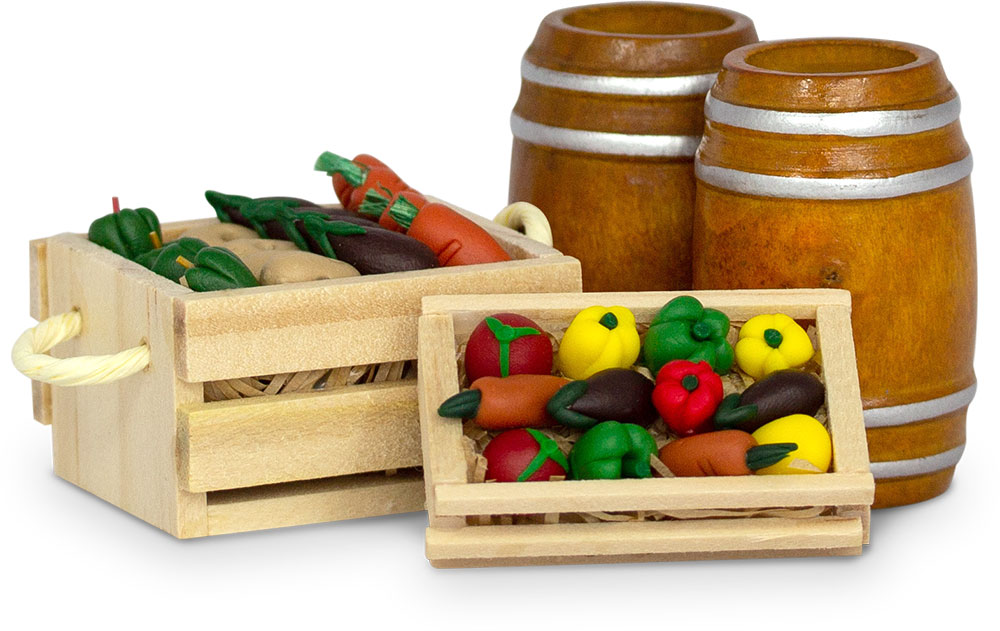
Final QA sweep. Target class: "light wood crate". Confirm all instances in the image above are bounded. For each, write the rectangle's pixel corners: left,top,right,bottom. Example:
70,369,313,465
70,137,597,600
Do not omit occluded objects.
418,290,874,567
26,205,582,538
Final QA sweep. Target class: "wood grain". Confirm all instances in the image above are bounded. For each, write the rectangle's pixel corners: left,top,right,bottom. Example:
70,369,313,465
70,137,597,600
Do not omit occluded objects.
692,38,976,507
179,382,421,492
509,3,757,291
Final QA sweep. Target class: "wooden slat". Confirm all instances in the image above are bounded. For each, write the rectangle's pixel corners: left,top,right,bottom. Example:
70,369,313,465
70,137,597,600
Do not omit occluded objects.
426,517,864,567
417,315,469,528
175,255,581,382
433,473,875,516
44,234,208,538
29,238,52,425
179,382,422,492
817,304,874,476
206,469,425,537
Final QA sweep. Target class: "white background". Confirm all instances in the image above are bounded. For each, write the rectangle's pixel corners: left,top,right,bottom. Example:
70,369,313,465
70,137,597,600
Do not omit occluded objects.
2,1,996,628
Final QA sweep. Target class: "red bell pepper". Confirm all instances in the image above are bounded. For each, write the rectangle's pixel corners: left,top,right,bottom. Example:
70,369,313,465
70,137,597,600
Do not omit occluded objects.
652,360,724,436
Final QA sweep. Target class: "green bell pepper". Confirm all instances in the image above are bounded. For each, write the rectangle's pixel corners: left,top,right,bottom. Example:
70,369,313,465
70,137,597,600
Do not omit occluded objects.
88,207,163,260
182,246,259,292
135,237,209,283
568,421,657,480
642,295,734,376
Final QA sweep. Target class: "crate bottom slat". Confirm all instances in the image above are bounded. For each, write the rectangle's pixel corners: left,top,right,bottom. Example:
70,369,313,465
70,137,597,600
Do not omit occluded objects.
203,468,425,537
426,516,864,568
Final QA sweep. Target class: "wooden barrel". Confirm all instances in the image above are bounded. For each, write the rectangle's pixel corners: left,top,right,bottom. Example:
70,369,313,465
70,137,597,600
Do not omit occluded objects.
509,2,756,291
692,39,976,508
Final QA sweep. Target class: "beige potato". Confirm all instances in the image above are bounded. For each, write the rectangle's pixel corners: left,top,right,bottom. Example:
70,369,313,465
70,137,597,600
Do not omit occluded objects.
180,223,259,246
259,251,360,285
223,238,300,277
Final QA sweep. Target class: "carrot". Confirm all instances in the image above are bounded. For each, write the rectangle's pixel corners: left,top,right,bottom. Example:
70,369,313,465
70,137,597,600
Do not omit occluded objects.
436,374,569,430
658,430,797,477
359,188,427,232
314,151,409,212
389,195,512,266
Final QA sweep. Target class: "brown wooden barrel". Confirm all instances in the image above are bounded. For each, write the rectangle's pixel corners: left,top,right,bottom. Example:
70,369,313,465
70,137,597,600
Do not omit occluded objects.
691,38,976,508
509,2,756,291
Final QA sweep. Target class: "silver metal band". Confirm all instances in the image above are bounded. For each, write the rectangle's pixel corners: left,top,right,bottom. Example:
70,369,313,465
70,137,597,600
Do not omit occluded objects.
870,444,965,479
695,154,973,199
511,113,702,157
864,383,977,428
521,58,717,97
705,94,962,137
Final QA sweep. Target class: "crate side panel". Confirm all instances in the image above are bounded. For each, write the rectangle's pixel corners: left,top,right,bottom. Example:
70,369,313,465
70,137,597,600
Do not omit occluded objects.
433,473,875,516
29,238,52,424
417,315,469,528
205,469,425,536
176,256,581,382
426,517,864,566
45,235,207,537
180,382,422,492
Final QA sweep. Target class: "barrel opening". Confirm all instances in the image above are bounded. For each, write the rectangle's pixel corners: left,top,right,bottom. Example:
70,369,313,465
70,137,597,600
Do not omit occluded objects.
562,4,734,36
745,41,918,74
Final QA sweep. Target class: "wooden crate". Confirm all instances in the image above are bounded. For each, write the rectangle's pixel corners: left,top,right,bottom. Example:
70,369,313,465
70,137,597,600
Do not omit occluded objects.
26,205,581,538
418,290,874,567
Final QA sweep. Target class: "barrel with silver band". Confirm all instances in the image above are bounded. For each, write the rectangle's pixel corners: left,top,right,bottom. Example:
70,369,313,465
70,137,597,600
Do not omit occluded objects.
508,2,756,291
692,38,977,508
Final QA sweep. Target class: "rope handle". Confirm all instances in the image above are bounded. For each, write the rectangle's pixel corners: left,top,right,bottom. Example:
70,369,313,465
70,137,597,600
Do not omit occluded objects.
493,202,553,247
11,311,150,386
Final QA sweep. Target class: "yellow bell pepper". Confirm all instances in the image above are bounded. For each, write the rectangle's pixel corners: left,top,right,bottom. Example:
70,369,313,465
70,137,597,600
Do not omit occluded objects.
735,313,814,379
556,306,640,380
751,414,831,474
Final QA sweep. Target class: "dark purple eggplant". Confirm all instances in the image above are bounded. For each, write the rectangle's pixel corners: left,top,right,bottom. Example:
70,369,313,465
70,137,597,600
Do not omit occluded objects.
205,190,317,229
546,368,657,429
295,214,438,274
714,369,825,432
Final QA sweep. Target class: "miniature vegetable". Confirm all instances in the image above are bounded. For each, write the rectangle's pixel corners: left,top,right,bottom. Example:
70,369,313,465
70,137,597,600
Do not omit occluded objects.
314,151,410,212
204,190,317,229
482,429,568,482
735,314,815,379
556,306,641,380
388,196,512,267
642,295,734,376
179,246,259,292
652,360,724,436
135,237,209,283
751,414,832,474
88,204,162,260
359,188,427,232
464,313,553,382
714,370,826,432
436,374,569,430
568,421,657,480
546,368,657,429
658,430,797,477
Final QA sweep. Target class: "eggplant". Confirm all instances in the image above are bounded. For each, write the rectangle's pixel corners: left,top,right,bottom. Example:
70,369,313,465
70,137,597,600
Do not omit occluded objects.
204,190,317,229
295,215,438,274
546,368,657,429
714,369,825,432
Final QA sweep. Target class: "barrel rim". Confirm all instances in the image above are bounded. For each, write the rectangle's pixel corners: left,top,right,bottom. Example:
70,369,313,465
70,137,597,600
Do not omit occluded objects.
549,2,750,41
712,37,955,112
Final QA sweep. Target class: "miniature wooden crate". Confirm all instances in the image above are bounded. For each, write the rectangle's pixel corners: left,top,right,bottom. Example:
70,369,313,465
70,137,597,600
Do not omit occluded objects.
418,290,874,567
26,204,581,538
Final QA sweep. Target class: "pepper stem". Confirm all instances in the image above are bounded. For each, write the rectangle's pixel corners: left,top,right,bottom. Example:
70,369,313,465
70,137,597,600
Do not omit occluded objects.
764,328,784,349
681,374,700,392
746,443,798,471
387,195,420,230
314,151,367,187
692,321,712,341
598,312,618,330
112,196,120,214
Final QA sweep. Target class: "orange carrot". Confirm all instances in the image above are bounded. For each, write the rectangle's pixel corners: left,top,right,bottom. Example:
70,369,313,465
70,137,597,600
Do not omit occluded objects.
359,188,428,232
658,430,797,477
437,374,569,430
315,151,409,212
389,196,511,266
